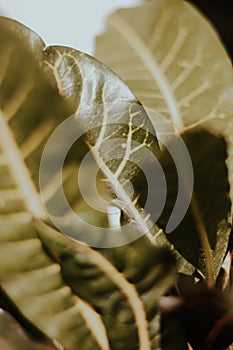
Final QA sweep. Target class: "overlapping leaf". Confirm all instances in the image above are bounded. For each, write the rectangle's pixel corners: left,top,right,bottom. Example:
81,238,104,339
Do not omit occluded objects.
95,0,232,135
37,222,176,350
42,43,194,275
95,0,233,281
0,17,113,350
155,129,231,278
0,17,177,350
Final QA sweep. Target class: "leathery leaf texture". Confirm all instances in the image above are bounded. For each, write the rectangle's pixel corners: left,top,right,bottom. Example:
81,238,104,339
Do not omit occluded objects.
0,16,177,350
96,0,233,281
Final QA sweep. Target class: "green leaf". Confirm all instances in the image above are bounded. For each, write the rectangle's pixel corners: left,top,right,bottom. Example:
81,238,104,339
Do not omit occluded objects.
0,17,114,350
95,0,233,282
37,39,183,348
95,0,232,133
155,129,231,278
0,16,177,350
42,44,195,274
36,221,176,350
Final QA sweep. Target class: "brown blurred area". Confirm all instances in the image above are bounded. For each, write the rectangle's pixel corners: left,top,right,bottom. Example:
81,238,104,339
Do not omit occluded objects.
0,309,60,350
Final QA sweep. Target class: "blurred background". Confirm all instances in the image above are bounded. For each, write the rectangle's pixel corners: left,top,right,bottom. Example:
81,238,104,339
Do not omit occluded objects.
0,0,231,57
189,0,232,59
0,0,232,349
0,0,140,54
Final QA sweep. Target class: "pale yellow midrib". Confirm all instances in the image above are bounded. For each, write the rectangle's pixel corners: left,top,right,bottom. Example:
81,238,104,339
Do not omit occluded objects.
92,147,155,240
36,221,126,350
0,111,45,218
85,246,150,350
108,13,184,132
76,142,152,348
77,299,110,350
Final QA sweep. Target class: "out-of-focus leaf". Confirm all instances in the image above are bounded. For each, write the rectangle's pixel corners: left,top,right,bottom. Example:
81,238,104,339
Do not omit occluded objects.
0,16,178,350
0,17,114,350
37,222,177,350
161,312,188,350
95,0,233,199
42,44,195,273
142,129,231,277
95,0,233,282
96,0,232,136
0,309,58,350
188,0,233,59
159,286,233,350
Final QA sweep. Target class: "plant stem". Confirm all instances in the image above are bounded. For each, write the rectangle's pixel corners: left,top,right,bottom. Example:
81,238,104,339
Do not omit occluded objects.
191,194,215,288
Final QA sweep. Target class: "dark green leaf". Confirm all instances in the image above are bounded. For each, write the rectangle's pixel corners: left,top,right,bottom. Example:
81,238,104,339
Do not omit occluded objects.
0,16,178,350
156,129,231,278
37,224,176,350
95,0,233,282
